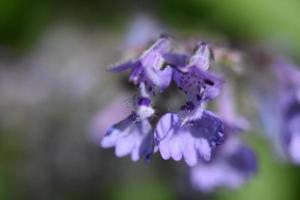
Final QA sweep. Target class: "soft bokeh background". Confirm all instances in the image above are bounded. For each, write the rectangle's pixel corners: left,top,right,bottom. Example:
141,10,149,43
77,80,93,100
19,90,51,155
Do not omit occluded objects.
1,0,300,199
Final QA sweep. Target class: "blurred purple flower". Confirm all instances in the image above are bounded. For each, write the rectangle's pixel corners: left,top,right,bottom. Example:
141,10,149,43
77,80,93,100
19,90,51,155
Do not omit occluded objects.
273,58,300,164
191,137,257,192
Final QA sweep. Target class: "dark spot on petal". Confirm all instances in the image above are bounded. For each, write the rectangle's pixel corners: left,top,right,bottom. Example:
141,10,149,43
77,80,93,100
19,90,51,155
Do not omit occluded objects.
196,94,202,101
204,78,214,86
186,101,195,111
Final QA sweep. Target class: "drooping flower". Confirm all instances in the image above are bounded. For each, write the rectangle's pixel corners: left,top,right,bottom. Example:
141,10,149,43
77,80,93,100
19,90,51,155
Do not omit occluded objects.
101,83,155,161
154,42,225,166
108,35,173,94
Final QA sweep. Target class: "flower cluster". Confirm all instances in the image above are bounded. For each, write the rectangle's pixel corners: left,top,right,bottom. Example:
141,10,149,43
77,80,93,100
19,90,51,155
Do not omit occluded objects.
100,35,258,191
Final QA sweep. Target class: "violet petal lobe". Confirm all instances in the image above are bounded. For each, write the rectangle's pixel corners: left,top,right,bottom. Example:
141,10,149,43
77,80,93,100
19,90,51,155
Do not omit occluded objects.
154,111,224,166
101,113,153,161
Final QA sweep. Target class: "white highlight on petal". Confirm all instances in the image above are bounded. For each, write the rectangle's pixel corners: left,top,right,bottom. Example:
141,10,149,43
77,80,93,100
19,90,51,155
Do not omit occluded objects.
136,106,154,119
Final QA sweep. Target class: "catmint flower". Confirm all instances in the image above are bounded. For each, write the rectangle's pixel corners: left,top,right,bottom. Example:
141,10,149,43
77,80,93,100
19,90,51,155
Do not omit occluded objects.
108,35,173,94
190,137,257,192
101,83,155,161
154,42,225,166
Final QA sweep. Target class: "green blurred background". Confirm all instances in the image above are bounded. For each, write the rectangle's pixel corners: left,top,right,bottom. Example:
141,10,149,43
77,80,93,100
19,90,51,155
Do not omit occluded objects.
0,0,300,199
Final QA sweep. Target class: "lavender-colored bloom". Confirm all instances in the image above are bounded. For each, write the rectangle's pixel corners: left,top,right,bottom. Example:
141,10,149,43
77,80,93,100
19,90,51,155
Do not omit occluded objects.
270,58,300,164
101,113,153,161
277,66,300,163
191,137,257,192
285,114,300,163
101,83,156,161
154,42,225,166
154,110,224,166
108,36,172,93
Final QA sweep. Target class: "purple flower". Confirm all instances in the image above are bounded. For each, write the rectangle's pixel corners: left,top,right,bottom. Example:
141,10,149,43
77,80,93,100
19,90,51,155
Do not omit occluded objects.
267,58,300,164
154,42,225,166
101,112,153,161
190,137,257,192
154,110,224,166
275,60,300,163
108,35,173,93
101,83,156,161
